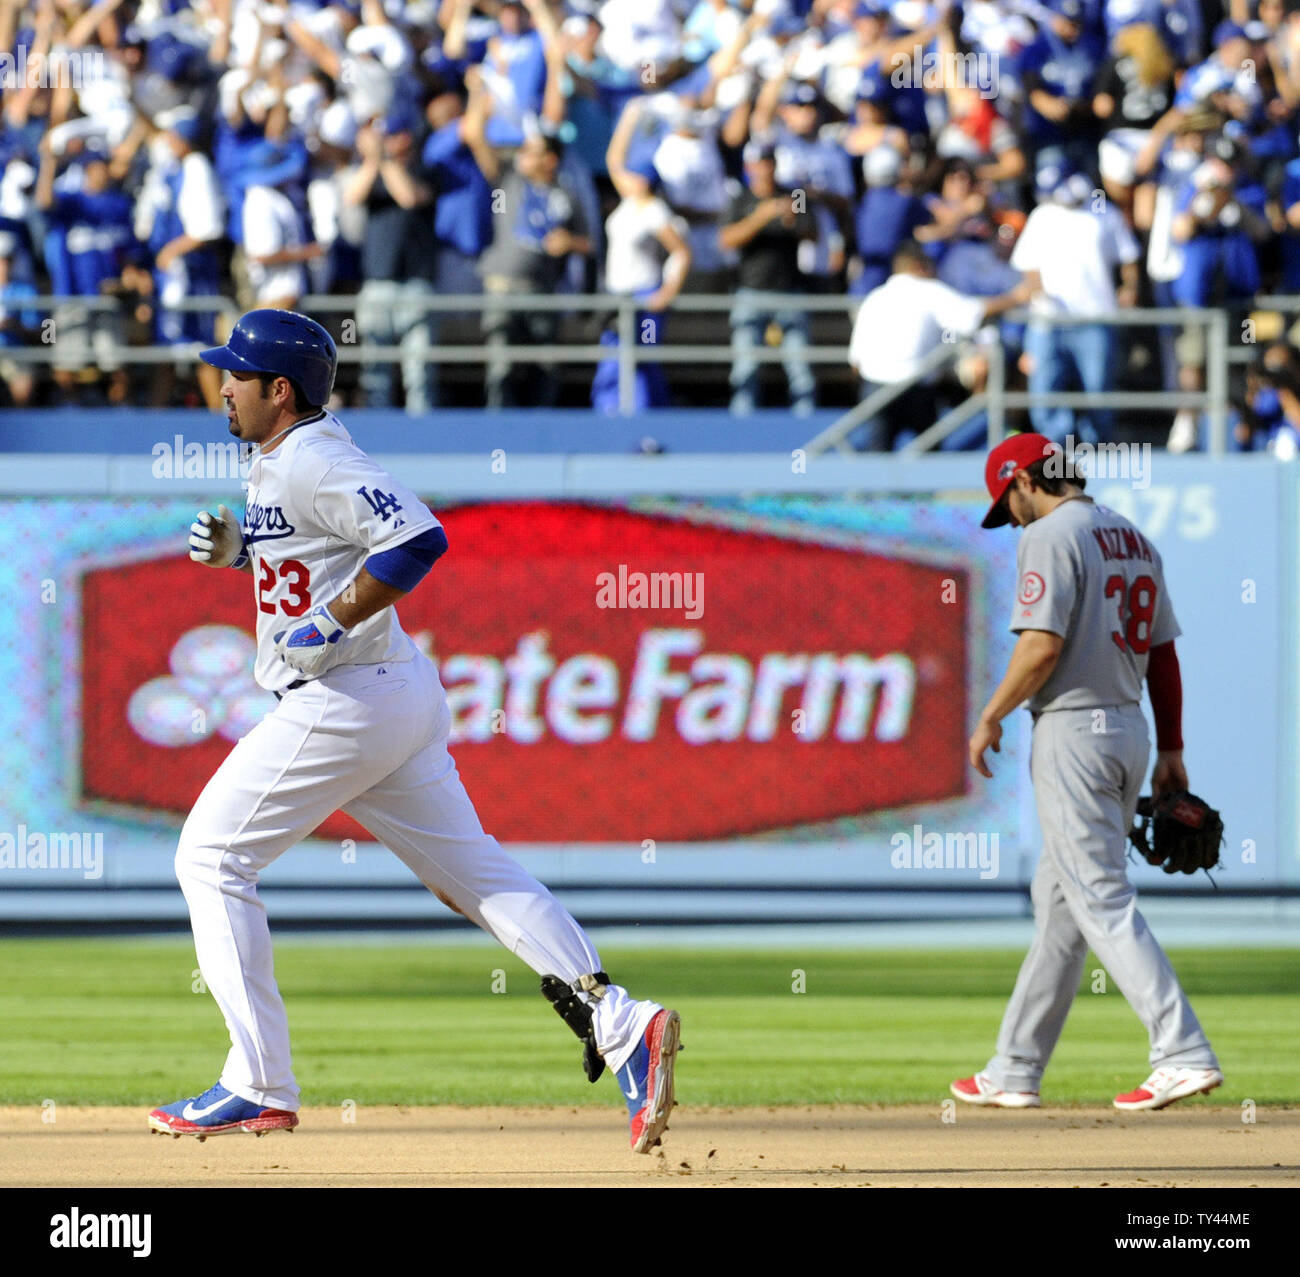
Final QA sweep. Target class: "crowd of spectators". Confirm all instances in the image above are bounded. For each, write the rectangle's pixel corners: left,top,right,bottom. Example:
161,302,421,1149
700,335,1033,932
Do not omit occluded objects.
2,0,1300,450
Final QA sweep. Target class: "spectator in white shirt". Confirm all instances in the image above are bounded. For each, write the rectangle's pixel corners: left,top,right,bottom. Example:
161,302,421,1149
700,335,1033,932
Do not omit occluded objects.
1011,167,1140,443
240,143,322,311
594,99,693,411
650,100,732,279
683,0,744,61
597,0,685,78
137,110,226,408
848,241,1031,449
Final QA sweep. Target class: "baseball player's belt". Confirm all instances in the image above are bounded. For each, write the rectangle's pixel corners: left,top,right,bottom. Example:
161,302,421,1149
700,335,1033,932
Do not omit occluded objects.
272,679,310,701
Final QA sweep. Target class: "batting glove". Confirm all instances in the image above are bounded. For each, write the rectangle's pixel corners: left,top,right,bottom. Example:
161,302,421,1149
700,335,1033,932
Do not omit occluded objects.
272,603,348,677
189,504,248,569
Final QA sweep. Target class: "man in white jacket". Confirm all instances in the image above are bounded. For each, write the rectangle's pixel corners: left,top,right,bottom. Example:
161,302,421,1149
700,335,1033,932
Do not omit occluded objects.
849,241,1031,449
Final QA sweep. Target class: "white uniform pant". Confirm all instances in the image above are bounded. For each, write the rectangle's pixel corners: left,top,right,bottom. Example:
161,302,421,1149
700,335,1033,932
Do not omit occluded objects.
985,704,1218,1093
176,652,656,1110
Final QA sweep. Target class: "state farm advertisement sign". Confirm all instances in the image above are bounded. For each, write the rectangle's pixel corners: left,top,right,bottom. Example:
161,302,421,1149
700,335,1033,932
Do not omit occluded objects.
80,502,969,841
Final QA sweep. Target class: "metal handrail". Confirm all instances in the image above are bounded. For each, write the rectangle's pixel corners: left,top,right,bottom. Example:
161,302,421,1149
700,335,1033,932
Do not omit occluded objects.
814,306,1235,456
1227,294,1300,365
7,291,863,314
2,296,1246,437
804,342,963,456
0,343,856,365
3,290,858,415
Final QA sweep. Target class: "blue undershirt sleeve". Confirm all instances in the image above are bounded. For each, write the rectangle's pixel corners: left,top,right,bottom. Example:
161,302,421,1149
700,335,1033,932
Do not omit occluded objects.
363,526,448,592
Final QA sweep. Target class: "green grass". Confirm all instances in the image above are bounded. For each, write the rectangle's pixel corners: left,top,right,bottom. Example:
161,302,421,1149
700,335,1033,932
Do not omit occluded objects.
1,941,1295,1107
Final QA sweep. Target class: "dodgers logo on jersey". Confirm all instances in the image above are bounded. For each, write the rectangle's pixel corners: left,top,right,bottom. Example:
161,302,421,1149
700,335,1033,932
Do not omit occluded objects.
357,485,404,527
244,497,297,545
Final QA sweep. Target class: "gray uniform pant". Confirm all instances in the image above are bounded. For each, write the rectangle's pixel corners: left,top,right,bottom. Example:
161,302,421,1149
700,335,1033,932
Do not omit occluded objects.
985,704,1218,1092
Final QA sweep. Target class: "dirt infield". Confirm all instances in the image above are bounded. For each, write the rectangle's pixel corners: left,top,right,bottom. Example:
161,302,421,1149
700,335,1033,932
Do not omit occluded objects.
2,1105,1296,1187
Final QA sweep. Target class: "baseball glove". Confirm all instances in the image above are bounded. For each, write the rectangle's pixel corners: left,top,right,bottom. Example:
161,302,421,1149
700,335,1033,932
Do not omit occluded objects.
1128,790,1224,877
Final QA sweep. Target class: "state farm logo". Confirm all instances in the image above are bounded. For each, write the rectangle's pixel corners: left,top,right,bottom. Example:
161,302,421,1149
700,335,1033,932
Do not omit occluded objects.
441,628,913,745
77,501,971,841
128,626,274,746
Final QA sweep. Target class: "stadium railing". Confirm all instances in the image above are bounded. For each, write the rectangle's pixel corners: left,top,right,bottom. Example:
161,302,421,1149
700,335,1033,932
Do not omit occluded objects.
1,291,857,415
2,295,1248,449
807,307,1234,456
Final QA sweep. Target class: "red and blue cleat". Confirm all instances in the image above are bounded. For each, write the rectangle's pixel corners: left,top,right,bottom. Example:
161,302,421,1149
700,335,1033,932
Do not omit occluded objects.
616,1008,681,1153
148,1082,298,1141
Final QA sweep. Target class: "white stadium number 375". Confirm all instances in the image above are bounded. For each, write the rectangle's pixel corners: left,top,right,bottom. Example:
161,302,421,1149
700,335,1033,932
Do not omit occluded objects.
1096,484,1217,540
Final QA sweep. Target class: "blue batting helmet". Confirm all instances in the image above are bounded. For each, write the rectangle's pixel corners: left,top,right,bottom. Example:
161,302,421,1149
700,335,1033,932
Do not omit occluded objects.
200,309,336,407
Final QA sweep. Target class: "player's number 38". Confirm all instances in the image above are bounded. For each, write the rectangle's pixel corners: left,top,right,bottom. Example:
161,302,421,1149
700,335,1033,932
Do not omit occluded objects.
1105,573,1156,654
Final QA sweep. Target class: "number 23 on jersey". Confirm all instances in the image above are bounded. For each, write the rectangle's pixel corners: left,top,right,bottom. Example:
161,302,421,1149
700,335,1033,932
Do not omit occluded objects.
258,558,312,616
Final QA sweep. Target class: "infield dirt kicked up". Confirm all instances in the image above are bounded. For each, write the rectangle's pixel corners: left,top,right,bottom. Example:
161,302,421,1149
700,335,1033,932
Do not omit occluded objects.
3,1104,1296,1188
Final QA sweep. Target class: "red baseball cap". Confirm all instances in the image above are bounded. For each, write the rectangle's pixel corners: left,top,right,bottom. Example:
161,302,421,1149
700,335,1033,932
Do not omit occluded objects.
981,432,1061,528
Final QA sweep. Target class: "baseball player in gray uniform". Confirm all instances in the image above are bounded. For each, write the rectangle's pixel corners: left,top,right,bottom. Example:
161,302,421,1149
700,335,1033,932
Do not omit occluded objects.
952,432,1222,1111
147,310,680,1151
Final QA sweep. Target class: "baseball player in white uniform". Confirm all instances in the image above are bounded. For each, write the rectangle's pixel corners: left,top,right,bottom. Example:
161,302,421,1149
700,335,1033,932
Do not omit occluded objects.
147,310,680,1151
952,432,1223,1111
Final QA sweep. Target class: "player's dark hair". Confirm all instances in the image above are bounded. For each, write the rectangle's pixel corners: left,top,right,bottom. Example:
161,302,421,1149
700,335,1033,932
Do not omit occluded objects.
940,157,975,185
255,371,317,413
1023,456,1087,495
309,68,336,98
892,240,934,274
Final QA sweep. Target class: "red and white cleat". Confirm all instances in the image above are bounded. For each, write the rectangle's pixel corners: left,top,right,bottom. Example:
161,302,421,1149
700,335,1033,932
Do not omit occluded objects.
950,1073,1042,1108
1113,1066,1223,1112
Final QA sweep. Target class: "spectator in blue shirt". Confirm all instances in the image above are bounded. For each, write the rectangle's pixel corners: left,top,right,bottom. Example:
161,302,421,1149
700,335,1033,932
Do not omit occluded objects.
0,226,40,407
423,80,495,279
851,145,931,295
554,13,637,177
1237,342,1300,455
914,158,989,269
840,73,910,181
35,135,138,405
1017,0,1107,173
1168,142,1269,309
1277,149,1300,290
1174,23,1264,125
492,0,549,117
1103,0,1200,63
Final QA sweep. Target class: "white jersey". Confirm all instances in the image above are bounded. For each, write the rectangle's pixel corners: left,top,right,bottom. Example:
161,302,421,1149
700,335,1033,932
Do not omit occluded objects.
240,410,442,691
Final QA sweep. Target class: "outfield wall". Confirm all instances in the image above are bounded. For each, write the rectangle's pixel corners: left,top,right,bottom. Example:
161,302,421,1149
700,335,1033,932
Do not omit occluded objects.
0,447,1293,930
